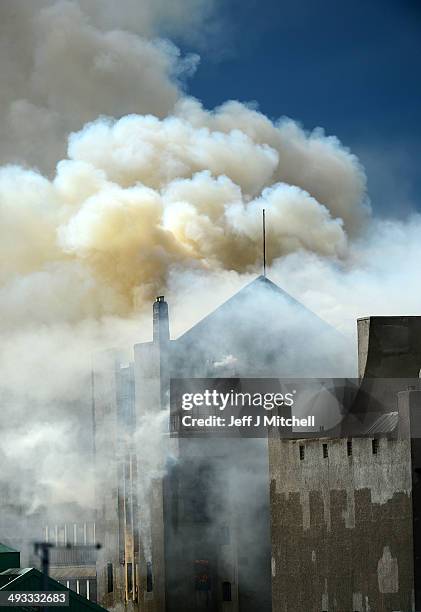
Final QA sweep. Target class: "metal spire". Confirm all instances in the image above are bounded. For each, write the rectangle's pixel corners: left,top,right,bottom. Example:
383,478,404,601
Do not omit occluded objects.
263,208,266,277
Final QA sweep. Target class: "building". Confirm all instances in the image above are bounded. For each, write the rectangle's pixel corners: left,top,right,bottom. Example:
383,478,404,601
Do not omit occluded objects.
43,520,98,602
0,544,20,574
0,543,106,612
92,275,421,611
1,275,419,611
92,275,350,612
269,316,421,611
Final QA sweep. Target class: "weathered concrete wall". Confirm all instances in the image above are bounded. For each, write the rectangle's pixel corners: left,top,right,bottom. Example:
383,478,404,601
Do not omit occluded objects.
358,316,421,378
269,436,414,612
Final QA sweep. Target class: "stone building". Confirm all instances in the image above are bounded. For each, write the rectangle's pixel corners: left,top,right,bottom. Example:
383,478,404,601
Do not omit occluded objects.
269,316,421,611
42,519,98,602
92,275,349,612
92,276,421,612
0,542,108,612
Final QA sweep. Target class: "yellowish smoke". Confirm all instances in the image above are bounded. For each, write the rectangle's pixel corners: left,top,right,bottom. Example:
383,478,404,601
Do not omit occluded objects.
0,100,369,328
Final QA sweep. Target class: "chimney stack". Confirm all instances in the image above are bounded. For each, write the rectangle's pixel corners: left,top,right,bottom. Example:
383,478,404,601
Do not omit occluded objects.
153,296,170,345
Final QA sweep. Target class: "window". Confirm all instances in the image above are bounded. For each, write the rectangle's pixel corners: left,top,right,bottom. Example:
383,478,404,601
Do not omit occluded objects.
372,438,379,455
194,560,210,592
347,439,352,456
299,445,305,460
146,561,153,593
127,562,133,593
323,443,328,459
222,581,232,602
107,563,113,593
90,580,97,603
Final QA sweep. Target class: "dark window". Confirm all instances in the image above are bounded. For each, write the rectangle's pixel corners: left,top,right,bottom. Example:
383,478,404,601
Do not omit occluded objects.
90,580,97,603
299,445,305,460
107,563,113,593
323,443,328,458
372,438,379,455
146,561,153,592
127,562,133,593
347,439,352,456
222,581,232,602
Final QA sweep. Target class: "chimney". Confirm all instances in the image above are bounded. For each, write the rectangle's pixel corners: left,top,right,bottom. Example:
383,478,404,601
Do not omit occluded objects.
153,296,170,345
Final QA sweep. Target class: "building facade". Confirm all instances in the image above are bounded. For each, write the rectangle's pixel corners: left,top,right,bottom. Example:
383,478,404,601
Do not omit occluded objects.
92,277,421,612
92,276,349,612
269,316,421,611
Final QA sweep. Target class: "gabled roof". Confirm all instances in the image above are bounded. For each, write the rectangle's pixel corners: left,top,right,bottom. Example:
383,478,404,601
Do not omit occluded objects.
177,275,333,343
171,275,348,378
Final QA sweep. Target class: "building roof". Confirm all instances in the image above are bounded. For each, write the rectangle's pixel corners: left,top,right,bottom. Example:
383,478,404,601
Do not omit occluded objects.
177,275,332,342
172,275,349,377
0,543,18,554
363,411,399,435
0,567,107,612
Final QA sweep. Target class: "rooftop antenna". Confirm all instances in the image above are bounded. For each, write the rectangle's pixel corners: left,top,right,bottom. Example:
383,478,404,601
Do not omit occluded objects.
262,208,266,277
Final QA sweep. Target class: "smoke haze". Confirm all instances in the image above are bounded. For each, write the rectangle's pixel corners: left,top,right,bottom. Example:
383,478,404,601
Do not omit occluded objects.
0,0,420,560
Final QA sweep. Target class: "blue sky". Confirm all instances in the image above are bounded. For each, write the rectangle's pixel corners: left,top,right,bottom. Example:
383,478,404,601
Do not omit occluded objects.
175,0,421,217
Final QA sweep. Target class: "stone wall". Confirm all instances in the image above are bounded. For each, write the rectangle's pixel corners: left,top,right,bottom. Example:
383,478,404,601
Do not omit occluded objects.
269,435,414,612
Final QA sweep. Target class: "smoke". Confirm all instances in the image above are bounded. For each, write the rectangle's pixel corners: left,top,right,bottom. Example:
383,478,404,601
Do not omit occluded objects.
0,0,420,579
0,2,371,336
0,102,369,332
0,0,202,172
0,91,413,534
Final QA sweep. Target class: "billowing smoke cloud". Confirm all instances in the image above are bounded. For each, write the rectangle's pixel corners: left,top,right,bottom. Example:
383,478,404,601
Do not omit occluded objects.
0,0,369,334
0,100,369,331
0,0,202,172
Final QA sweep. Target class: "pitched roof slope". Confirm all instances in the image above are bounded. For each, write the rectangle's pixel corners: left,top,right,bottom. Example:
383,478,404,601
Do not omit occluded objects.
172,275,349,378
177,275,334,343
